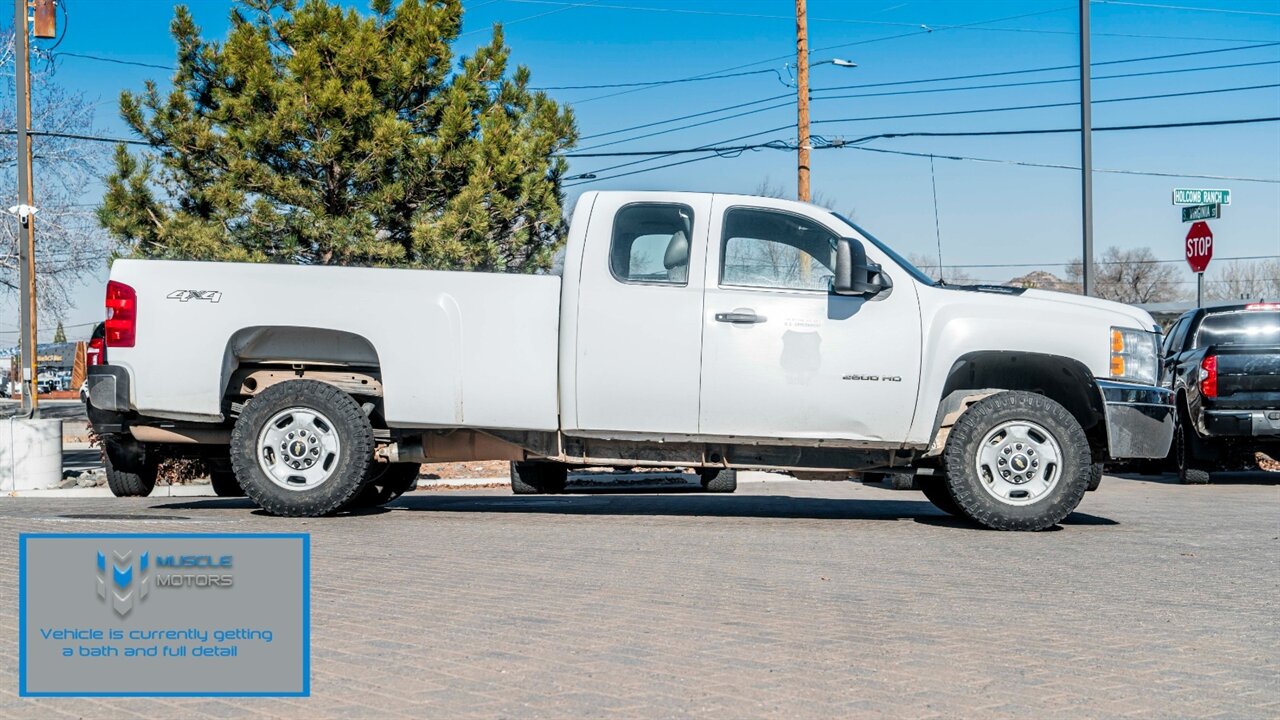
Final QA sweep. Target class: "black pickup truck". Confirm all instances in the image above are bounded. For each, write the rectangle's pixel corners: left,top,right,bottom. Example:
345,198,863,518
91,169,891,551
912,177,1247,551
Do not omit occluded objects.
1160,302,1280,483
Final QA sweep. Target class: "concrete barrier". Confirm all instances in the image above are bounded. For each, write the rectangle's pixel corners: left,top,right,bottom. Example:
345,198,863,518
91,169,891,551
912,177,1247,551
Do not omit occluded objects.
0,418,64,492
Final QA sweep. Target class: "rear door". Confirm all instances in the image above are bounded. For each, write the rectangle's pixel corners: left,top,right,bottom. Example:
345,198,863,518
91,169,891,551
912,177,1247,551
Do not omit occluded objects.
572,193,712,435
696,196,923,442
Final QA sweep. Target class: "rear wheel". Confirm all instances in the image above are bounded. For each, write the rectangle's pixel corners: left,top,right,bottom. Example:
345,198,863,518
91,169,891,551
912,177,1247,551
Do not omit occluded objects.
943,391,1091,531
1086,462,1104,492
105,456,157,498
1174,422,1211,485
209,470,245,497
344,463,420,510
230,380,374,517
510,461,568,495
697,467,737,493
919,476,966,518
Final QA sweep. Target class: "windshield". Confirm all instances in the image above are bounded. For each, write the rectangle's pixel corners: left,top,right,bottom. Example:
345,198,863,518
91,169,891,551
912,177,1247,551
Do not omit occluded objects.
1196,310,1280,347
830,212,937,287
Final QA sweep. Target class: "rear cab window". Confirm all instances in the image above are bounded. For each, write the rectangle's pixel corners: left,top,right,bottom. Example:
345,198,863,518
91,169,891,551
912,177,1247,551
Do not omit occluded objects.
1195,310,1280,347
609,203,695,286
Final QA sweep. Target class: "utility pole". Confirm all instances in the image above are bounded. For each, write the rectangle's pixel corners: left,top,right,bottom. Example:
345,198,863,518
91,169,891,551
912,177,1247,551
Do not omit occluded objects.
1079,0,1094,297
795,0,811,204
13,0,39,416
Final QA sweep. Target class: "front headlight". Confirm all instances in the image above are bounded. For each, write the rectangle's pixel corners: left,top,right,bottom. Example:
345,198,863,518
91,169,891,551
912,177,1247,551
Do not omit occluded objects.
1109,326,1158,385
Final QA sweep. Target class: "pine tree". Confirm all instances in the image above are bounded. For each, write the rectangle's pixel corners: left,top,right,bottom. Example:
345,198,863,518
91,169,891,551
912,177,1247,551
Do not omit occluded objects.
52,320,66,344
98,0,577,272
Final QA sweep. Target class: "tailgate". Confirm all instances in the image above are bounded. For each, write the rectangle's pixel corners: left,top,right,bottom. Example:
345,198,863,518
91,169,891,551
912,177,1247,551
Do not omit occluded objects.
1208,344,1280,408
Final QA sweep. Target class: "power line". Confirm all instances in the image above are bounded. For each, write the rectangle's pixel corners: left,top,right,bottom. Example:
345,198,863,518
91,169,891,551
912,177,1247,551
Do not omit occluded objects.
569,5,1078,104
849,145,1280,184
564,116,1280,184
1093,0,1280,17
575,59,1280,152
812,82,1280,127
577,40,1280,145
532,68,781,91
459,0,605,37
55,51,173,71
935,254,1278,269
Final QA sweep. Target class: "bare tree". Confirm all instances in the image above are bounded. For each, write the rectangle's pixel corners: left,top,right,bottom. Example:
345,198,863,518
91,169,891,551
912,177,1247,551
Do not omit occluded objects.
753,175,839,212
1066,246,1182,304
906,252,978,285
0,32,111,323
1206,258,1280,301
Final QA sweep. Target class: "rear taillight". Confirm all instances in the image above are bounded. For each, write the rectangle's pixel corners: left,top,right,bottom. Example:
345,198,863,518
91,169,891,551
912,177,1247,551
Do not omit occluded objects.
87,336,106,365
105,280,137,348
1199,354,1217,399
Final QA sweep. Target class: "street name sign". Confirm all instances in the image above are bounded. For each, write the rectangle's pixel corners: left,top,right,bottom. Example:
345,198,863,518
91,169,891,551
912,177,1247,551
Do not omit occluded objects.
1173,188,1231,206
1181,203,1220,223
1185,221,1213,274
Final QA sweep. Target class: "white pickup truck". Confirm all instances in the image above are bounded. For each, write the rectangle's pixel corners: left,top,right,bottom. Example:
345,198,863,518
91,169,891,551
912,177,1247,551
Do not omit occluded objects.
86,191,1174,530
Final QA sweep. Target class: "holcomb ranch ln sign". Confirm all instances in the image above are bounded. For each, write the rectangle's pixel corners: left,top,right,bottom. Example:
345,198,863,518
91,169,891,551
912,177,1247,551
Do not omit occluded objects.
1172,188,1231,206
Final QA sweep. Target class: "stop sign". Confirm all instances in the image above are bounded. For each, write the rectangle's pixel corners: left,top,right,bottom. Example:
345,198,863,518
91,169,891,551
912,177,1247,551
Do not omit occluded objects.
1185,221,1213,273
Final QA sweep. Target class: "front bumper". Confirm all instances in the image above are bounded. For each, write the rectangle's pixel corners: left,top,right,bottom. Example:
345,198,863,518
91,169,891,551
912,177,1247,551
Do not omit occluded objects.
1097,380,1174,459
1202,408,1280,437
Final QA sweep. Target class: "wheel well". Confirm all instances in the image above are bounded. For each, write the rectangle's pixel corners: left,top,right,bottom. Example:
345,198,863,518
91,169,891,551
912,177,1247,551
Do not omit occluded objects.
220,326,383,405
931,351,1107,456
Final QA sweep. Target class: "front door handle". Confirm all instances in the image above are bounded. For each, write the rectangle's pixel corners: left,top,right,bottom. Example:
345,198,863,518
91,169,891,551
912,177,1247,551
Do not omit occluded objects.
715,310,767,324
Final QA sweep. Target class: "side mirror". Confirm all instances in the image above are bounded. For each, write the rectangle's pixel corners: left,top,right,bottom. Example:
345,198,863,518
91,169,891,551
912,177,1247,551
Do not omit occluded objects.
833,237,891,297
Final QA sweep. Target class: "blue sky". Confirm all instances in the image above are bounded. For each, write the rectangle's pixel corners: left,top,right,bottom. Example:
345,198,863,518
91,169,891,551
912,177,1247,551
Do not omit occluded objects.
10,0,1280,337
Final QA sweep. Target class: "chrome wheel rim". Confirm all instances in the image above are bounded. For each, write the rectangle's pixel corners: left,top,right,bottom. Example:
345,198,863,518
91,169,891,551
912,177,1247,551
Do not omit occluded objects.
256,407,342,491
974,420,1062,506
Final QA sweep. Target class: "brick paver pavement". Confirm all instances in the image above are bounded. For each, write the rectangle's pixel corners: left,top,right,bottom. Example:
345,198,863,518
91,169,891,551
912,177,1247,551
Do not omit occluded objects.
0,473,1275,719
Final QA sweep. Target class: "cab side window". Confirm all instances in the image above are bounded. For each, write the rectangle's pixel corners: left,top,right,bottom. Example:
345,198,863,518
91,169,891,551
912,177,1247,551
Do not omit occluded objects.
720,208,837,292
1162,316,1191,356
609,203,695,285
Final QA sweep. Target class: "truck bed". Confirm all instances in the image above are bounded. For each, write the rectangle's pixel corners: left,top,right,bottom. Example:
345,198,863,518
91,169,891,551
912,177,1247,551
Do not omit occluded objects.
107,259,562,430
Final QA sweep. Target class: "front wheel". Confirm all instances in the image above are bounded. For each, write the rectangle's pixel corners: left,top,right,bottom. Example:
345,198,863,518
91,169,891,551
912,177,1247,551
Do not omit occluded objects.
229,380,374,517
943,391,1091,531
697,467,737,493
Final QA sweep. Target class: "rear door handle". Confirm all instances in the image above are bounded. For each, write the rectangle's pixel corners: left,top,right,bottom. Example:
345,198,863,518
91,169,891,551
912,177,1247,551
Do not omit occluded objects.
715,310,767,324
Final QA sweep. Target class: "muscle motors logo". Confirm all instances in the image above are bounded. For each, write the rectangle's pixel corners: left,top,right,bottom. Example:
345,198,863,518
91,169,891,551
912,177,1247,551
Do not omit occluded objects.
96,551,150,617
95,550,234,617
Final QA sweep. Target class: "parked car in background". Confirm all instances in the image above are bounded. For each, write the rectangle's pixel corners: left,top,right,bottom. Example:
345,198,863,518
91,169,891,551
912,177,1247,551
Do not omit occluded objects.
1160,302,1280,483
85,191,1174,530
80,323,106,404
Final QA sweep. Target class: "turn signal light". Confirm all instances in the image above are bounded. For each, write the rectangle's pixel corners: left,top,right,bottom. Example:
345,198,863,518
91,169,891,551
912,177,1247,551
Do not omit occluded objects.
105,280,137,348
1110,328,1125,353
1199,355,1218,399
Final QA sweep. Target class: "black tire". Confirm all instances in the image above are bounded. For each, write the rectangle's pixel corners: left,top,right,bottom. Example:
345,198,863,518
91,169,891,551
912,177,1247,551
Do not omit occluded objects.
209,470,245,497
1174,422,1211,485
1086,462,1104,492
943,391,1091,531
229,380,374,517
344,463,420,510
510,461,568,495
105,455,157,498
698,467,737,493
918,476,967,518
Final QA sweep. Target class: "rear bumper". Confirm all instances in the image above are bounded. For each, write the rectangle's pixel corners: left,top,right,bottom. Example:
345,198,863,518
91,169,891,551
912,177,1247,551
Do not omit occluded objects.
85,365,132,434
1202,408,1280,437
1097,380,1174,459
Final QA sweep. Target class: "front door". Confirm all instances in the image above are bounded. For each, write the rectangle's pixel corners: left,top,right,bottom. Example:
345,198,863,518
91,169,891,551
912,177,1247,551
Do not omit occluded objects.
573,193,711,435
697,197,922,443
